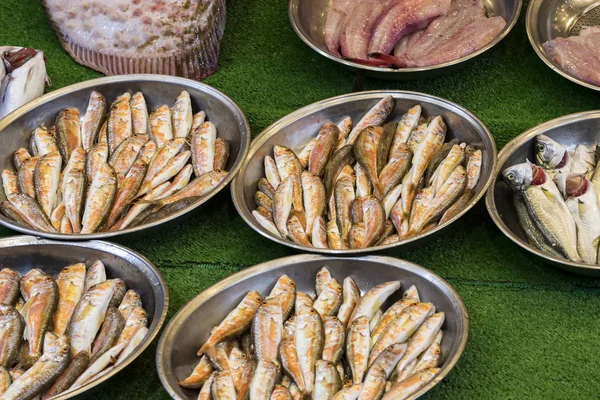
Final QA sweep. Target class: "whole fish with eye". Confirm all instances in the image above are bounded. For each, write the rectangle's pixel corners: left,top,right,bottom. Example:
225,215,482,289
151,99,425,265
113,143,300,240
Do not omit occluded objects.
503,161,580,262
564,174,600,264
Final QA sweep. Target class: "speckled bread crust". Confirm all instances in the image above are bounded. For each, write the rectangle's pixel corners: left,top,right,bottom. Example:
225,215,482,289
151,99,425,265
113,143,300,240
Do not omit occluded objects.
40,0,226,80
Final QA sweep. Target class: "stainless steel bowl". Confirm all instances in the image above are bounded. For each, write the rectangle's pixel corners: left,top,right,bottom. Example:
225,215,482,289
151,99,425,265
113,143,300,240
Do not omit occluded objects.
289,0,522,80
485,110,600,276
0,74,250,240
0,235,169,399
156,254,469,400
231,90,497,254
526,0,600,90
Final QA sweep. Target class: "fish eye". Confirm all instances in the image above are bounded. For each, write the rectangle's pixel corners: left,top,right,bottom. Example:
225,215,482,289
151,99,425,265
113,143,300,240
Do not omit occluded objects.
537,143,545,150
507,173,515,181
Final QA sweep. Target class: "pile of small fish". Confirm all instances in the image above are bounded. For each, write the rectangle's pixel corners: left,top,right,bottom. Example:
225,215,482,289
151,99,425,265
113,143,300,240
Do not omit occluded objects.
0,260,148,400
180,267,445,400
0,47,47,120
545,26,600,87
502,134,600,264
0,89,229,234
324,0,506,68
251,96,482,249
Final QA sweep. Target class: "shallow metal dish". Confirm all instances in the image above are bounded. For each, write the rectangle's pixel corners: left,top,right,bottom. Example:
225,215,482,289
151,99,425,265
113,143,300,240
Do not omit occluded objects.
0,74,250,240
485,111,600,276
0,235,168,399
231,90,496,254
526,0,600,91
289,0,522,80
156,254,468,400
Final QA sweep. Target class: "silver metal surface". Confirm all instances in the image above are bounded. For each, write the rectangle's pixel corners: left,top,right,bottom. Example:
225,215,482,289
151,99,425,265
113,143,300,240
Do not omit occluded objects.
526,0,600,91
0,74,251,240
289,0,522,80
156,254,469,400
485,111,600,276
231,90,497,255
0,235,169,399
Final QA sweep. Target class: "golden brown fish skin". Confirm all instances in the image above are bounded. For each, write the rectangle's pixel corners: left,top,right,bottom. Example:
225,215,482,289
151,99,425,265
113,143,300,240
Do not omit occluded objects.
17,156,39,199
274,145,304,212
105,159,148,229
191,111,206,133
257,178,275,200
264,155,281,190
89,307,125,365
20,269,47,301
0,201,32,228
279,336,306,395
56,108,82,163
370,298,418,345
151,170,228,208
337,277,360,329
32,127,59,157
1,335,70,400
211,370,237,400
408,166,466,236
97,121,108,144
394,312,445,376
198,372,215,400
369,342,407,380
424,139,459,185
178,355,213,389
206,342,231,372
52,263,86,337
84,260,106,293
268,275,296,320
227,346,247,394
354,163,371,199
348,281,401,328
85,142,109,184
322,316,345,364
63,168,86,233
107,93,133,154
301,172,327,238
0,270,20,307
407,186,435,234
0,306,24,368
128,92,148,137
287,215,312,247
324,145,356,199
313,360,342,400
375,221,395,247
271,385,292,400
273,176,294,238
346,316,370,384
354,126,385,200
376,122,398,174
334,176,355,246
360,196,385,248
41,351,90,400
252,296,283,363
34,151,62,218
24,276,59,367
0,367,10,394
309,122,339,177
249,359,279,400
326,220,346,250
81,163,117,234
295,308,324,395
237,358,256,400
383,368,440,400
347,96,395,145
81,91,107,150
295,292,314,316
198,291,263,356
312,216,329,248
13,148,31,170
60,146,86,195
1,170,19,197
391,105,422,157
191,121,216,177
255,191,274,212
336,116,353,150
314,279,343,318
213,138,230,171
256,206,274,222
315,267,333,297
298,137,317,169
117,289,142,322
172,91,193,138
108,135,147,181
148,105,173,149
401,117,446,229
357,364,386,400
380,144,413,196
431,143,465,194
414,331,442,373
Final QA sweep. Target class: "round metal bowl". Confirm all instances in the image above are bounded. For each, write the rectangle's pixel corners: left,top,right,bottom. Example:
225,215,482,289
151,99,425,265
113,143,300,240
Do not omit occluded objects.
526,0,600,91
0,74,250,240
231,90,497,255
485,111,600,276
0,235,169,399
156,254,469,400
288,0,522,80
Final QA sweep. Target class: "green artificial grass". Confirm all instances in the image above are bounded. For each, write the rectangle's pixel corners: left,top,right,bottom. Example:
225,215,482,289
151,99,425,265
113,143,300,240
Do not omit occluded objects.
1,0,600,398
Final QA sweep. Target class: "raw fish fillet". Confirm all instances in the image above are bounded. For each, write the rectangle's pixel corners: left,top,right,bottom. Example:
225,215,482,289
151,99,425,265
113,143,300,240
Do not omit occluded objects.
367,0,452,56
405,3,485,59
570,26,600,59
42,0,226,80
394,31,424,57
545,37,600,86
325,0,357,56
341,0,386,59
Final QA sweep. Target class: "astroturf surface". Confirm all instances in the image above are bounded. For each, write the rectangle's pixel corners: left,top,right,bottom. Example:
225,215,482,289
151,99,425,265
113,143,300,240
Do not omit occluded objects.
2,0,600,398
